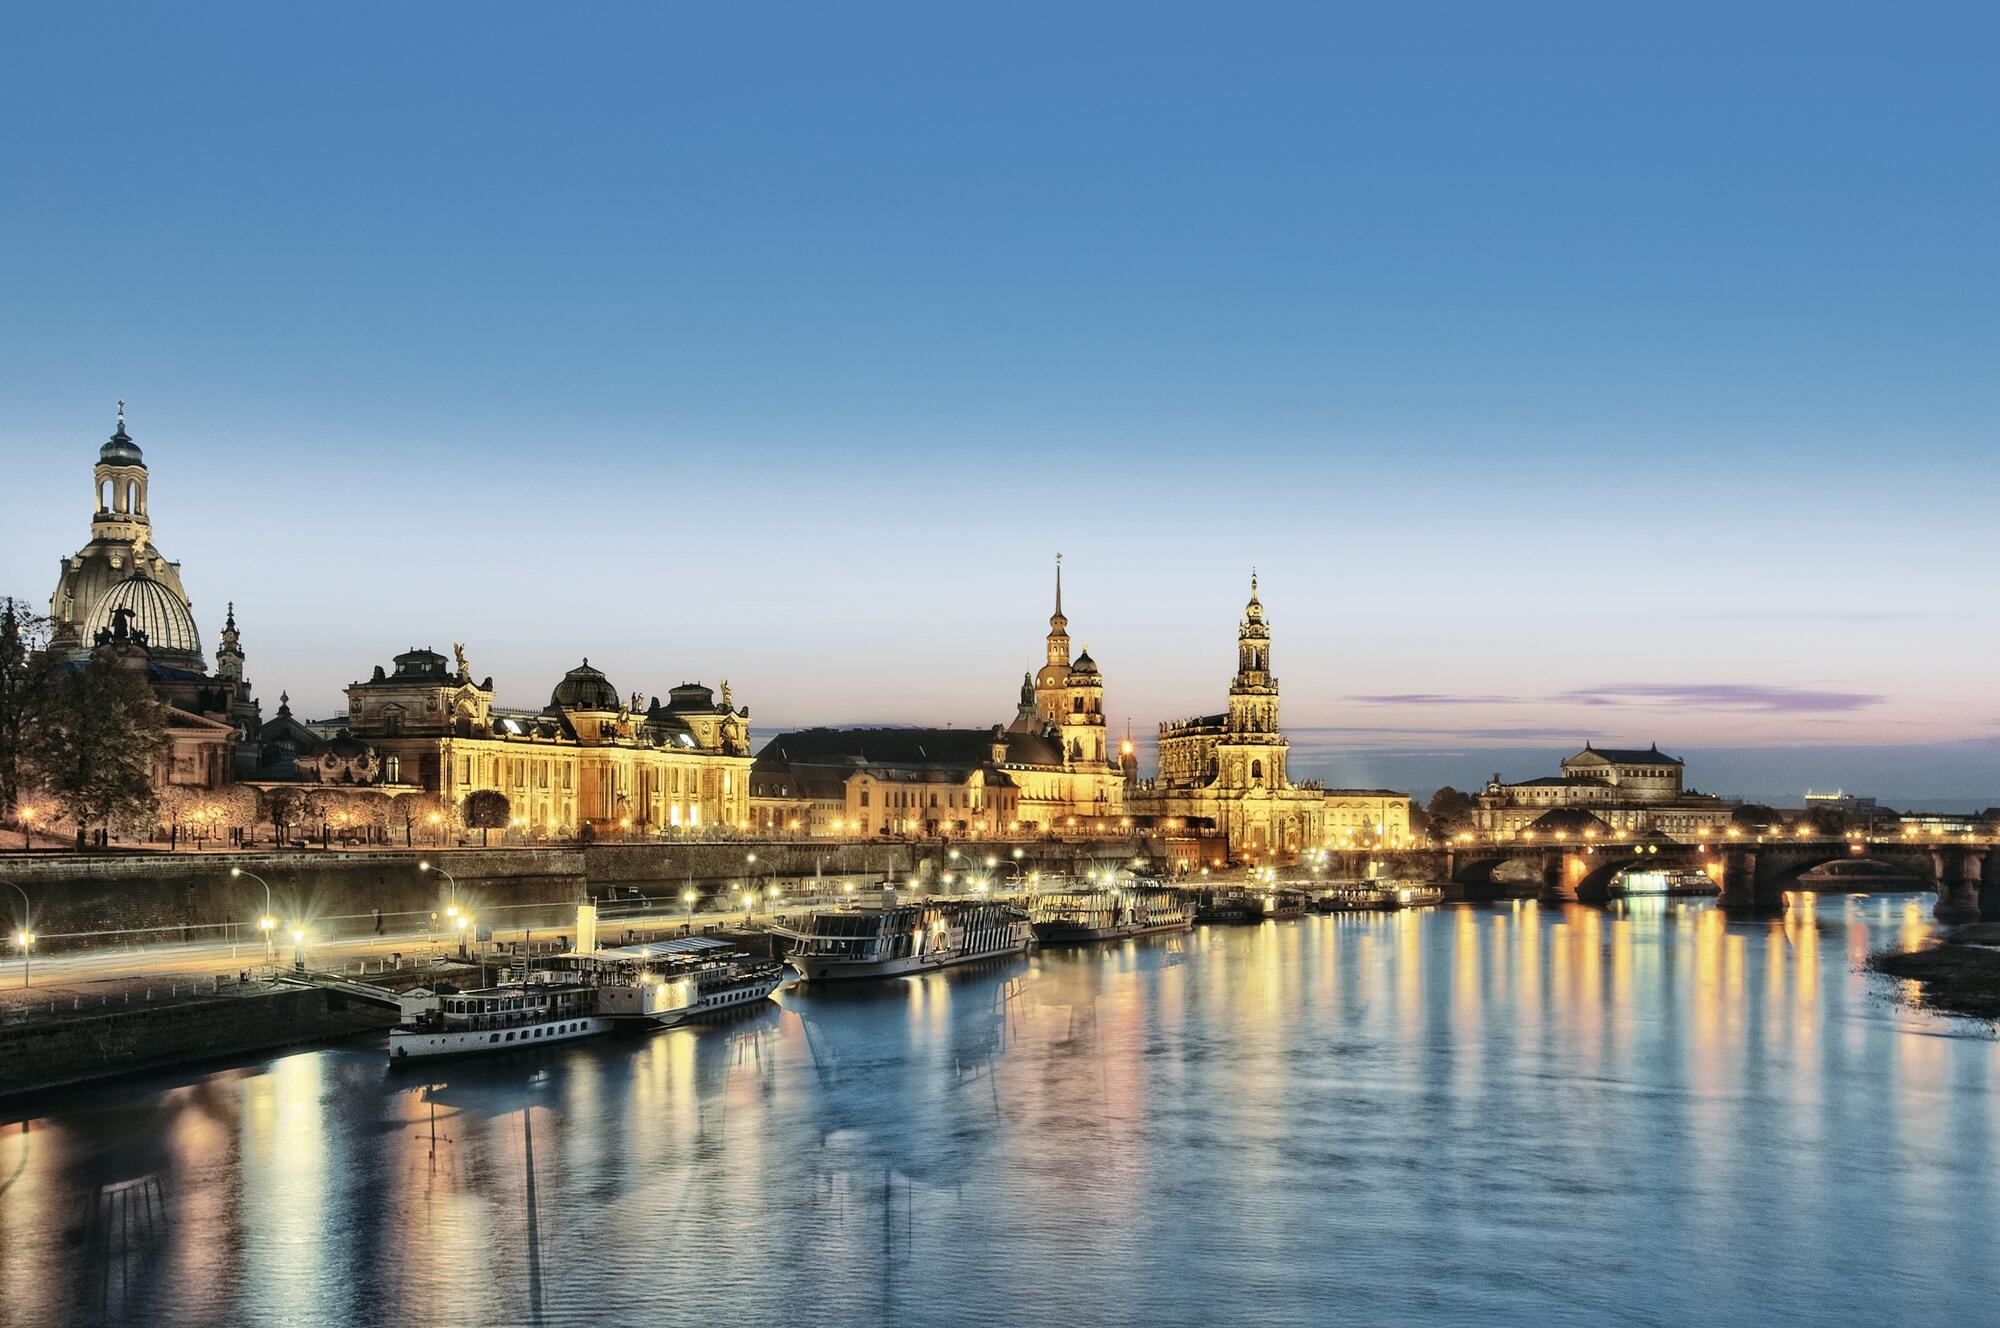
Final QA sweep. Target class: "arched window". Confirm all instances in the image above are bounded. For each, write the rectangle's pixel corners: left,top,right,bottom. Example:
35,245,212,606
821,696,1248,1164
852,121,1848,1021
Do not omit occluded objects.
1251,760,1263,781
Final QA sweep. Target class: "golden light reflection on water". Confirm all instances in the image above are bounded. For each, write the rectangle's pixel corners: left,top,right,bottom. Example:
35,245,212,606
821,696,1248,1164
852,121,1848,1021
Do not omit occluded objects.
5,897,1999,1328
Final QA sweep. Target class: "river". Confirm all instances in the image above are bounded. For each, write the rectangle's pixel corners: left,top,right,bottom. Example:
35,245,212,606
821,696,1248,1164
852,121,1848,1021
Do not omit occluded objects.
1,895,1994,1327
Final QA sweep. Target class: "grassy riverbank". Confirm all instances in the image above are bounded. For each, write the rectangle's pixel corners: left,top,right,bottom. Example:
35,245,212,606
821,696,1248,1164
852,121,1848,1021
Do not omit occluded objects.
1872,926,2000,1019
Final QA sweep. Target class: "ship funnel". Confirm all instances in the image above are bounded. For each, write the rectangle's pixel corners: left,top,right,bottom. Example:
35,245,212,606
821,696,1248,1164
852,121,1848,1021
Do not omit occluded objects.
576,903,598,956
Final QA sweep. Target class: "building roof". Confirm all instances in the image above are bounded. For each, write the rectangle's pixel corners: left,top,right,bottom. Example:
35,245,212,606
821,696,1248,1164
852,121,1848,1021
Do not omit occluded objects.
88,570,204,670
99,416,144,467
1570,743,1682,766
1528,808,1615,834
550,659,620,712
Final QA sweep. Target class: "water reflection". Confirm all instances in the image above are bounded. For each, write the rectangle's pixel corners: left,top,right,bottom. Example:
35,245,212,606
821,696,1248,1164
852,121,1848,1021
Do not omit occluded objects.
3,897,1996,1327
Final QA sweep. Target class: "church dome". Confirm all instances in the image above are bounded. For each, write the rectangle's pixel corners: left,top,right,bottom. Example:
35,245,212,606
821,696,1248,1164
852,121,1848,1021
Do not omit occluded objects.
87,570,204,669
550,659,620,711
99,420,144,468
1070,648,1100,678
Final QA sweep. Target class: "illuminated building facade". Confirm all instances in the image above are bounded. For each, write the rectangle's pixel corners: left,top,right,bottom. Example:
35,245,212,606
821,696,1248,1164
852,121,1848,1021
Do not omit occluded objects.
320,649,754,834
749,561,1125,837
1472,744,1732,841
1322,790,1413,846
1129,575,1327,860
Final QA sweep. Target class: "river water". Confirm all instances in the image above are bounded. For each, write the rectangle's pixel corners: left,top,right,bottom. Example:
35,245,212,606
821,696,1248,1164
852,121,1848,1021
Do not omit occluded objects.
2,895,1995,1328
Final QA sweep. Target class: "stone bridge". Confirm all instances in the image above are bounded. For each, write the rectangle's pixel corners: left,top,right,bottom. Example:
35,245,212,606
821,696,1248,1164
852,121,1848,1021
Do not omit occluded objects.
1338,838,1991,921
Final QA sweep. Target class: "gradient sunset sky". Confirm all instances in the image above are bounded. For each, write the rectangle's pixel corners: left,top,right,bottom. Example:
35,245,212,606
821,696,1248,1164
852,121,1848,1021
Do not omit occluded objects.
3,4,1995,802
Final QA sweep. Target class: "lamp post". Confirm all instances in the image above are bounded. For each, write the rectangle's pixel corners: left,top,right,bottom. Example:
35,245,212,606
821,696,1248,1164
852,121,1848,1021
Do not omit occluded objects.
683,888,698,928
18,805,35,851
419,860,460,908
232,867,278,962
291,927,306,972
7,882,32,988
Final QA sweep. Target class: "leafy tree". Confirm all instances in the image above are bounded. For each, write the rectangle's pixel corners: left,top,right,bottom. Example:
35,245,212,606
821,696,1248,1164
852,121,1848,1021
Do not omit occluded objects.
1425,786,1476,839
1730,803,1783,831
0,598,54,823
1804,806,1849,836
1405,799,1430,840
261,786,314,846
20,655,166,848
157,784,212,848
463,789,510,846
393,790,453,847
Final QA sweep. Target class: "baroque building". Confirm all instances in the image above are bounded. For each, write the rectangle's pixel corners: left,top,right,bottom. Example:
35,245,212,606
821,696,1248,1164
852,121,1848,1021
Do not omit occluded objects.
1129,575,1326,860
1471,744,1734,842
749,560,1125,837
44,407,261,787
307,648,755,835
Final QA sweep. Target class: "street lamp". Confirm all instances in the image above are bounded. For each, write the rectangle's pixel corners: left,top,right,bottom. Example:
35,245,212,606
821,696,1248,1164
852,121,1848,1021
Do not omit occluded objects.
232,867,277,961
18,804,35,851
419,860,460,910
683,888,698,926
455,914,470,958
742,890,755,922
291,927,306,970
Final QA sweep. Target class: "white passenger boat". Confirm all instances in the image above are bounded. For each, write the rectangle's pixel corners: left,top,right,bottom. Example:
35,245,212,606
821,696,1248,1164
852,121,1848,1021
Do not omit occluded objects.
1030,883,1192,943
389,967,686,1062
390,908,786,1062
788,896,1033,982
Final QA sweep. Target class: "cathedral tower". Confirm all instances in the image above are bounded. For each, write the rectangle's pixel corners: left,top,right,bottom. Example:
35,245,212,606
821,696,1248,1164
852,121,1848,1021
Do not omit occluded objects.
1216,571,1287,789
1033,555,1072,726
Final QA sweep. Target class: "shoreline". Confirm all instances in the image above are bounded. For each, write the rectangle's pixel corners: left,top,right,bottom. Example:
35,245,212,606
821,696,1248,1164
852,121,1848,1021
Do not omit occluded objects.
1870,924,2000,1021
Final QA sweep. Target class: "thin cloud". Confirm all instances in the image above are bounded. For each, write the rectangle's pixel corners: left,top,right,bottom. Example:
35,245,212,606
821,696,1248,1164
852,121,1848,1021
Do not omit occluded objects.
1348,693,1517,706
1556,683,1883,714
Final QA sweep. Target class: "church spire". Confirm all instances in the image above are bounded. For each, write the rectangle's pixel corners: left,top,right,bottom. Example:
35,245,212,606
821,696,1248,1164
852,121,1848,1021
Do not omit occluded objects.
1051,552,1066,629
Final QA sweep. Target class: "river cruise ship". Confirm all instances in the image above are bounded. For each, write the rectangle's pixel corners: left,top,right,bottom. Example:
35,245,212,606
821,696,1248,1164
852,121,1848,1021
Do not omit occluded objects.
390,933,783,1062
1313,883,1445,912
1192,887,1308,924
1030,884,1193,944
788,896,1033,982
1611,868,1720,898
593,940,788,1018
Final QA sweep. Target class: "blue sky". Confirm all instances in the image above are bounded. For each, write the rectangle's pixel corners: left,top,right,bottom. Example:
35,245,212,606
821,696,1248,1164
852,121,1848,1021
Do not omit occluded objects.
2,3,1995,804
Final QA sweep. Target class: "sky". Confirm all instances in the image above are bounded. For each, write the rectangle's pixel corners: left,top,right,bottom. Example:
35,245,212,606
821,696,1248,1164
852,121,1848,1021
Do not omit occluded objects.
2,3,1995,806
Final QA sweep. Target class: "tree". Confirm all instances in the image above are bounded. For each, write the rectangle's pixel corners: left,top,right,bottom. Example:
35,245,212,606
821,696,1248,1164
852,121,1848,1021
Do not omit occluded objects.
0,598,54,823
1406,798,1430,840
1425,786,1476,840
157,784,211,848
393,790,452,847
261,786,314,846
1804,806,1849,836
463,789,510,846
20,655,166,848
1730,803,1783,832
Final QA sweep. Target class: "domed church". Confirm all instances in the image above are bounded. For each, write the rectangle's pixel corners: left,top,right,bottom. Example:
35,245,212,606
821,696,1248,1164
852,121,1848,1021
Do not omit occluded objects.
45,407,261,785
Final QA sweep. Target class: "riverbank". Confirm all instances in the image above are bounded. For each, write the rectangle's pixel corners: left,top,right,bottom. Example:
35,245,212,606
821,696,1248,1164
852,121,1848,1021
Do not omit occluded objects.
1871,925,2000,1019
0,973,417,1106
